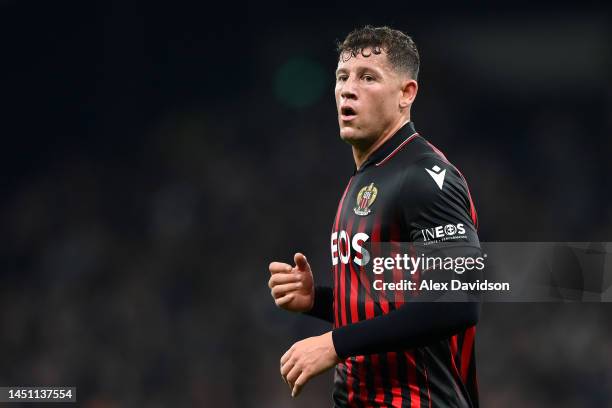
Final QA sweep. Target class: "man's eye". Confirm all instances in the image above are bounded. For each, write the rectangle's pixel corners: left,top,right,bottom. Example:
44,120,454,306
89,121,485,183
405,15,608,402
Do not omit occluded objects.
337,75,348,82
362,75,374,82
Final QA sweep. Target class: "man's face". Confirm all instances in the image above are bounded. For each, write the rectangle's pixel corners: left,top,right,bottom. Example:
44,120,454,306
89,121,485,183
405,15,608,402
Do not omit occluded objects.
335,48,406,147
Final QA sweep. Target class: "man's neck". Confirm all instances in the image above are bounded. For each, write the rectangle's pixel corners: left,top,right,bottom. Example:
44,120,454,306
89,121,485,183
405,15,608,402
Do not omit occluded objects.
352,118,410,170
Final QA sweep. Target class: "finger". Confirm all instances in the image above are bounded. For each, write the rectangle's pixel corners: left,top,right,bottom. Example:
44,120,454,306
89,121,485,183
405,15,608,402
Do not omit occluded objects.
292,371,310,398
269,262,293,275
280,357,294,378
280,347,294,366
285,363,302,387
280,359,294,385
275,294,294,307
271,282,302,298
268,273,300,289
294,253,309,272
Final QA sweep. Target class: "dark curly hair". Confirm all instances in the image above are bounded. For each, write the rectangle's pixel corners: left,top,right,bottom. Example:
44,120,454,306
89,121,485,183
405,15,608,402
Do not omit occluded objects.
337,25,420,80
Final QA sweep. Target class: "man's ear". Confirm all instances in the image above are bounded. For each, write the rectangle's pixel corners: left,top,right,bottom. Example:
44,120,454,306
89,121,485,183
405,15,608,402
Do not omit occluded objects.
399,79,418,109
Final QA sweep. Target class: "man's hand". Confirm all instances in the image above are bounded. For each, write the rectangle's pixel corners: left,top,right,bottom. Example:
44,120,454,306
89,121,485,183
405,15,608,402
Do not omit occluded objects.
280,331,340,398
268,253,314,312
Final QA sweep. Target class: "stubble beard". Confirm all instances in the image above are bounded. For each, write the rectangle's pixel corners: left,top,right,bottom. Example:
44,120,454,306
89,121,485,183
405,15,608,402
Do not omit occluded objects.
339,125,377,151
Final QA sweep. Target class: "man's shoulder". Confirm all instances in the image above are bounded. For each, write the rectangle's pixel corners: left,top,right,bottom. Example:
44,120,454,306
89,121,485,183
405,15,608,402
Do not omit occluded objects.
397,135,458,177
394,136,469,200
393,135,448,167
393,135,479,231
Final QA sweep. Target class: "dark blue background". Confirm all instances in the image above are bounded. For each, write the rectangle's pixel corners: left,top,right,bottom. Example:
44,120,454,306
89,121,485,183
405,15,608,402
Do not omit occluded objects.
1,1,610,406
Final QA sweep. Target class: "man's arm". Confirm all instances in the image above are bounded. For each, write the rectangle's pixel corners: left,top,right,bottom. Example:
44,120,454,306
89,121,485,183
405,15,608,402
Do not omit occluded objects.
303,286,334,323
332,291,480,359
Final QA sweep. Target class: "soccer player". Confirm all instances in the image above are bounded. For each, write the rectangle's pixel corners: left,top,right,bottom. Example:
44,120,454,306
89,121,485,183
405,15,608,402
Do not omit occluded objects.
268,26,481,407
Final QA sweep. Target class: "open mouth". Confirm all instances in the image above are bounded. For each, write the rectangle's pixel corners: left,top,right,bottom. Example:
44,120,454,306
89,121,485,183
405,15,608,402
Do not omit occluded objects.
340,106,357,120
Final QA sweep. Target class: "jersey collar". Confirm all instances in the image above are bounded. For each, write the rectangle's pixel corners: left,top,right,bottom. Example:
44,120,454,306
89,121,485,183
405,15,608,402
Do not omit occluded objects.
355,121,419,173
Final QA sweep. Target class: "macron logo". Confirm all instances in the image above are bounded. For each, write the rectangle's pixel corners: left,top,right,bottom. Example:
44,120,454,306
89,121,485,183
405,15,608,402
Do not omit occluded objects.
425,165,446,190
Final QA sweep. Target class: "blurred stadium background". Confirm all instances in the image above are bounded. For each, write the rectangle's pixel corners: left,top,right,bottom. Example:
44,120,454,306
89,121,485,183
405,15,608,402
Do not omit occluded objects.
1,1,611,407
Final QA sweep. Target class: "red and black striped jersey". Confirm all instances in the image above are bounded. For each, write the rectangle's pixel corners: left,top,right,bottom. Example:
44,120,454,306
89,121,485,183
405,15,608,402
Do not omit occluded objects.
328,121,480,408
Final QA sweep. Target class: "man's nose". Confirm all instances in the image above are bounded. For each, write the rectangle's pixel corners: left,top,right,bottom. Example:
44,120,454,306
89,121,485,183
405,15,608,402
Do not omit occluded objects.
340,78,357,100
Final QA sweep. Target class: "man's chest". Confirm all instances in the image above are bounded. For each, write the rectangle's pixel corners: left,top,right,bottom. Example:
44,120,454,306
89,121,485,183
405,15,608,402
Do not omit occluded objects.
330,172,405,267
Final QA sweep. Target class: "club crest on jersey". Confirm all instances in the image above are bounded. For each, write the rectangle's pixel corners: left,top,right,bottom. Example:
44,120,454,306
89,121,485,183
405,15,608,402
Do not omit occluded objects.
353,183,378,216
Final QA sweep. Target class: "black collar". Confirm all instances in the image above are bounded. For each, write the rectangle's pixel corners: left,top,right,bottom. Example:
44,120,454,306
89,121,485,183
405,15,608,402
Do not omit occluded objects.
355,121,418,173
